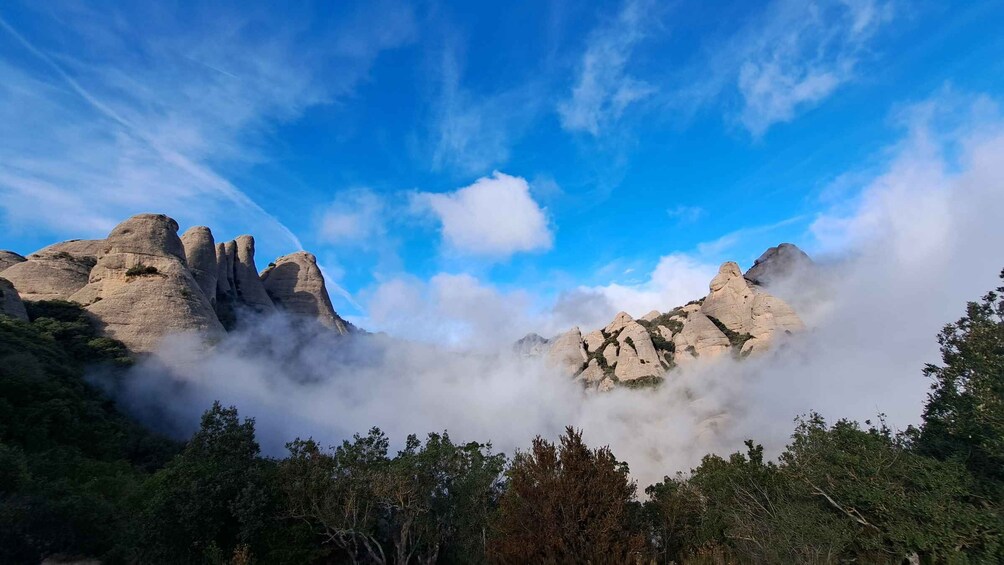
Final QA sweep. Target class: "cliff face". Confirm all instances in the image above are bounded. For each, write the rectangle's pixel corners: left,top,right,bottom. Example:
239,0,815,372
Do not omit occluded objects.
261,251,350,334
0,213,353,354
522,247,812,391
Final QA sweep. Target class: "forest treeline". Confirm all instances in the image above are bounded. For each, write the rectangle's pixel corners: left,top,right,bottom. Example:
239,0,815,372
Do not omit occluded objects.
1,272,1002,564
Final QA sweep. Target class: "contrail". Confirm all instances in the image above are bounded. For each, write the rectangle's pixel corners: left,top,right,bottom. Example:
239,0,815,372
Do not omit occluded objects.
0,13,303,250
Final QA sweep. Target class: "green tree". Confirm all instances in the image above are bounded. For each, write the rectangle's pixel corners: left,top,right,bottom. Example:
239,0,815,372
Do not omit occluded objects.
919,269,1004,493
140,402,271,563
489,427,646,564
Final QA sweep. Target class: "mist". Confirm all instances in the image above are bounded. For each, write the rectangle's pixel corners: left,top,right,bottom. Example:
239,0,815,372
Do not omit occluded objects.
113,96,1004,487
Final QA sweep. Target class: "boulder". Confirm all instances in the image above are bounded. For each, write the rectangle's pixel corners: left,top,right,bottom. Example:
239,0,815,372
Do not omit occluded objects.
613,320,664,381
0,277,28,321
69,214,225,353
260,251,347,333
180,227,219,307
0,251,26,272
744,243,813,287
0,240,104,301
545,327,586,374
672,311,730,364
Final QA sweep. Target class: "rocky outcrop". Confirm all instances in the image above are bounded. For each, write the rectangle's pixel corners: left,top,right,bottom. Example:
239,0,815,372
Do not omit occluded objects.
514,333,549,358
604,311,634,334
260,251,348,333
546,327,587,374
0,240,104,301
744,243,812,287
0,277,28,321
701,261,803,351
672,311,730,365
518,246,809,391
181,227,219,307
69,214,224,353
211,235,275,328
217,235,275,317
0,251,25,272
613,320,662,381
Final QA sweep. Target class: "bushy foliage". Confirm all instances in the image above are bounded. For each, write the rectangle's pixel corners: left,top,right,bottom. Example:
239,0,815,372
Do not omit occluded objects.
489,427,646,563
0,301,176,563
125,264,159,277
2,274,1004,563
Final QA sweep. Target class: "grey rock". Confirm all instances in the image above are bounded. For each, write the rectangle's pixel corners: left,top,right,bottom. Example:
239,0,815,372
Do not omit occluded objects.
0,277,29,321
260,251,347,333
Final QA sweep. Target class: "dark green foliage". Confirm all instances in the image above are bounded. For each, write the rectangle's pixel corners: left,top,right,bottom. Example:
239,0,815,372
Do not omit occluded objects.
125,264,159,277
2,272,1003,564
0,302,176,563
622,375,665,389
919,269,1004,495
281,428,505,564
623,335,635,352
139,402,275,563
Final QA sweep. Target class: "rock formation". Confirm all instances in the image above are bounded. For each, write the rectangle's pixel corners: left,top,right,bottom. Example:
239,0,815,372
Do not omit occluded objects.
701,261,803,351
672,311,730,365
546,327,587,374
514,333,549,357
180,227,219,308
0,277,28,321
69,214,225,353
0,240,104,301
0,251,26,272
260,251,348,333
212,235,275,320
744,243,813,287
1,212,357,353
612,320,663,382
520,248,807,391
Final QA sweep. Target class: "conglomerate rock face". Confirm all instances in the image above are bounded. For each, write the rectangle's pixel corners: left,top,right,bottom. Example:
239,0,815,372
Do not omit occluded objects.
69,214,225,353
260,251,349,334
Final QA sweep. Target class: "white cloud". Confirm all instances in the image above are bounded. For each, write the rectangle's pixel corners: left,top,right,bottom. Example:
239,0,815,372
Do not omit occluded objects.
557,0,657,135
413,171,553,258
361,273,542,350
317,188,387,247
562,253,718,325
0,3,415,253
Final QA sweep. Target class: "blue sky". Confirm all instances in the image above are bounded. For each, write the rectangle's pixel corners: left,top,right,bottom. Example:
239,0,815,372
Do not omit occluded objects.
1,0,1003,342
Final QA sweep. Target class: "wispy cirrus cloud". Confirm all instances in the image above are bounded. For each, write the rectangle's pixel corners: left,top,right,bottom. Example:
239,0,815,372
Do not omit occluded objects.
676,0,894,137
0,1,415,251
557,0,658,136
428,43,543,176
